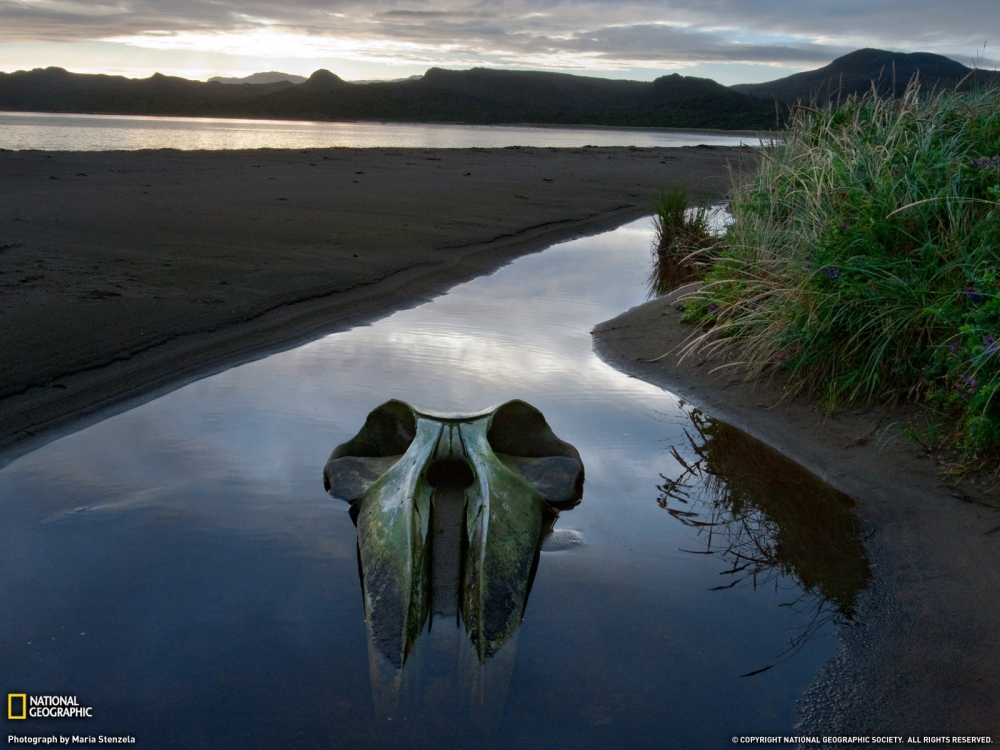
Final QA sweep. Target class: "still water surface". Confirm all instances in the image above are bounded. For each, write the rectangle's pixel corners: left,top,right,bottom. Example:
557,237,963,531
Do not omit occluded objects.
0,111,754,151
0,221,867,748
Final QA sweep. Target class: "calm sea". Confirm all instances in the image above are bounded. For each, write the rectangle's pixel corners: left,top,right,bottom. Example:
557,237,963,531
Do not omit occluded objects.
0,111,756,151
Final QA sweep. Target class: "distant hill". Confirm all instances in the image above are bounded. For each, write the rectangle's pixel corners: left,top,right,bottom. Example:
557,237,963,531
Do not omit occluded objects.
0,66,777,130
247,67,777,129
208,71,307,85
733,48,999,103
0,67,297,116
351,75,424,85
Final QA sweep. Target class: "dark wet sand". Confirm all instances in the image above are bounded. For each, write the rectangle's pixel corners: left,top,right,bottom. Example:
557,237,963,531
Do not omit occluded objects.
0,145,736,462
593,288,1000,736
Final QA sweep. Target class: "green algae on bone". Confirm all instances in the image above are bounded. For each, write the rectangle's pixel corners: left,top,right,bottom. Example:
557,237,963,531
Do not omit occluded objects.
324,400,583,667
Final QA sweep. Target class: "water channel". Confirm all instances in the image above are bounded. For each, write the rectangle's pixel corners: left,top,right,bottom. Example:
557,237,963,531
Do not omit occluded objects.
0,111,753,151
0,220,868,748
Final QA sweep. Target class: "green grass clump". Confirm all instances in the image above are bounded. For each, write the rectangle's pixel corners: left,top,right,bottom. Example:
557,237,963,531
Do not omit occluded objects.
686,81,1000,461
649,187,717,295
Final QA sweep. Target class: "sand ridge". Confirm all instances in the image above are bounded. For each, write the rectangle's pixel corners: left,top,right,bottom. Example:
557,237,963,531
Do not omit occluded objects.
0,145,736,463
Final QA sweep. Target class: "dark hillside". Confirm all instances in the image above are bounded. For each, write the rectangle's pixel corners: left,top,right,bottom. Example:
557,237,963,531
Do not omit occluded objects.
733,48,998,103
0,65,776,130
0,67,294,116
249,67,773,128
630,73,779,129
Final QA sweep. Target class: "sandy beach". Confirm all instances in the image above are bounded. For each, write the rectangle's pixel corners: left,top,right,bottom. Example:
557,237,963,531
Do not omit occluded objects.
5,140,997,735
593,289,1000,735
0,144,735,462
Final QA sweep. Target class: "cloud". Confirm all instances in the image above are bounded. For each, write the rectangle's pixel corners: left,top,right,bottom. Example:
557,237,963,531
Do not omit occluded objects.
377,10,498,19
0,0,993,73
513,23,850,67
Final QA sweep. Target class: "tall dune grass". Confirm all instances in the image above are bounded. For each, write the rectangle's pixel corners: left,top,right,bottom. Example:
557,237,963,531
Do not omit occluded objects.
684,80,1000,461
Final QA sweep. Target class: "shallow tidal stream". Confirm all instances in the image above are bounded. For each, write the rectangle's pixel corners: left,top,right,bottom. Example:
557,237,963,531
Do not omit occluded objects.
0,220,868,748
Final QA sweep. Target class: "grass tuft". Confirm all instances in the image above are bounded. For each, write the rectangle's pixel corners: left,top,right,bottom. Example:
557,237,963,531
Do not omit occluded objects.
649,186,719,295
684,79,1000,462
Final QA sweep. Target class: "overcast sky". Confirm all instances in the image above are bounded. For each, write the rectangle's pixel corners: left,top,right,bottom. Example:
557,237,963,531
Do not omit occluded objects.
0,0,995,84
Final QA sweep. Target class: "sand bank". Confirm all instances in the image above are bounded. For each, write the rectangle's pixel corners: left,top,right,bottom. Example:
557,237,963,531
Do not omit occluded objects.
0,144,735,463
593,289,1000,735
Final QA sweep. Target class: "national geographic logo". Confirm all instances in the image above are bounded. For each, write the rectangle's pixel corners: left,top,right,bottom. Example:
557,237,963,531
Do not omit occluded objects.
7,694,93,719
7,695,25,720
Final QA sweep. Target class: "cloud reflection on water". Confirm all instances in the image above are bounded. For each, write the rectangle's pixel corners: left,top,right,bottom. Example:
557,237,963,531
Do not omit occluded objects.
0,218,863,747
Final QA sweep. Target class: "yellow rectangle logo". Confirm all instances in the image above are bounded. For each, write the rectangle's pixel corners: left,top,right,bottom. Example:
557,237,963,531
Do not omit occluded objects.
8,693,27,720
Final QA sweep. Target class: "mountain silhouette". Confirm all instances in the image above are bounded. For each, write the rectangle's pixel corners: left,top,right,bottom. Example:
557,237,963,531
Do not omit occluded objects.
1,50,995,130
732,48,997,103
0,65,775,130
208,71,307,85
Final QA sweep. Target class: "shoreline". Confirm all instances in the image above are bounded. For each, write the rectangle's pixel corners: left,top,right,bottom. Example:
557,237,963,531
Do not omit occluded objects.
0,145,736,466
1,205,645,467
0,110,763,137
592,289,1000,734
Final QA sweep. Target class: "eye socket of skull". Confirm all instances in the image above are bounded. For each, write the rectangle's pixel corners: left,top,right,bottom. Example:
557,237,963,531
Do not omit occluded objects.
332,400,417,459
487,400,579,460
323,400,417,500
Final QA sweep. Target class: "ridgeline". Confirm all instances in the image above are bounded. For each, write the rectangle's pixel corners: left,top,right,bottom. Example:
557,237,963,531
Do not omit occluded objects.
731,48,998,103
0,65,774,130
0,49,994,130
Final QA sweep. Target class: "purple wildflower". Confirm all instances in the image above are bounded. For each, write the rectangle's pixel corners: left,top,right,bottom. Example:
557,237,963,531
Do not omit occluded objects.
779,354,789,363
708,303,719,313
971,156,1000,169
948,342,959,355
985,336,998,356
826,267,841,279
958,373,978,393
966,286,986,303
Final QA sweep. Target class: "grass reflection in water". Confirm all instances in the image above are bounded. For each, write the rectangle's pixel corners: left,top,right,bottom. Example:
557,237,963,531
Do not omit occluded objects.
658,409,871,669
646,189,729,298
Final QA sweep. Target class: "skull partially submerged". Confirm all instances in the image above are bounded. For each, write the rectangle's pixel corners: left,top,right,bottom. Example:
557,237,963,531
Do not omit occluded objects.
324,400,584,666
